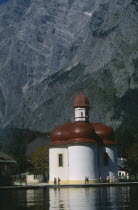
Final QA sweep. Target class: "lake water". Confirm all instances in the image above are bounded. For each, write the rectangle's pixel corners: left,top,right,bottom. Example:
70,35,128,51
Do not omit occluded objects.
0,186,138,210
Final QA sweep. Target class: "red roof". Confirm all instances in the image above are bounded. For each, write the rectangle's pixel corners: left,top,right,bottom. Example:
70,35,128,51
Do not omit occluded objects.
92,123,116,145
50,121,116,145
73,92,90,108
50,121,97,145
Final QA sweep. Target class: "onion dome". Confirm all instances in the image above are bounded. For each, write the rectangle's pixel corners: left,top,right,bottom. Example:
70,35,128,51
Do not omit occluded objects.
50,121,97,145
73,92,90,108
92,123,116,145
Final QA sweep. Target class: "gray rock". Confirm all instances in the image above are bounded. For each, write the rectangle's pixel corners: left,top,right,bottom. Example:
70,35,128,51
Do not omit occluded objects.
0,0,137,133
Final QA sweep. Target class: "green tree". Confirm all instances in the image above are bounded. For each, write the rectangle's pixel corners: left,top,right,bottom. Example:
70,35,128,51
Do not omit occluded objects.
116,127,135,158
125,143,138,180
30,145,49,176
12,156,33,174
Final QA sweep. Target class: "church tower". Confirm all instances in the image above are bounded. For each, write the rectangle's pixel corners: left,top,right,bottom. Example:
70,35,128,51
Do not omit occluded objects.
73,92,90,122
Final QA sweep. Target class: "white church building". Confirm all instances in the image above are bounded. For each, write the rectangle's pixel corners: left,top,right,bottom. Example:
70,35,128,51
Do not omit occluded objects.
49,92,118,184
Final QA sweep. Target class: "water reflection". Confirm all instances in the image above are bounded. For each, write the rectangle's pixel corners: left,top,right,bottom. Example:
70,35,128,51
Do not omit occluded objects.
49,186,138,210
49,187,120,210
0,186,137,210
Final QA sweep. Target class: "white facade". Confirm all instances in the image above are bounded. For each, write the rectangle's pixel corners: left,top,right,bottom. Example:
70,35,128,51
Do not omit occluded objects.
98,146,118,180
49,144,100,184
68,145,99,181
75,107,89,122
118,171,126,177
49,144,118,184
49,147,68,182
106,146,118,179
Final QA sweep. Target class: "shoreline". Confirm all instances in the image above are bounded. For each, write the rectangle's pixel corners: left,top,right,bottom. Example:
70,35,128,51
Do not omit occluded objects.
0,182,138,190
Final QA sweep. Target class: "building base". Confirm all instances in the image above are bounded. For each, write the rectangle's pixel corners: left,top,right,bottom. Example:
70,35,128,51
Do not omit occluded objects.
49,179,100,185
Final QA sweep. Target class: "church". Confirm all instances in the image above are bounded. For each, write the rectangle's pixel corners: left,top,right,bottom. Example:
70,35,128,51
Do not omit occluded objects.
49,92,118,184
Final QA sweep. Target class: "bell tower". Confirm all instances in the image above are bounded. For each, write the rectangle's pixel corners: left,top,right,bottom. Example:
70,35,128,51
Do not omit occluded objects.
73,92,90,122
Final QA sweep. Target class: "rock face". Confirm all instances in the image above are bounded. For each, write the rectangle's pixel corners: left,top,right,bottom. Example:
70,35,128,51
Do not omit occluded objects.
0,0,138,133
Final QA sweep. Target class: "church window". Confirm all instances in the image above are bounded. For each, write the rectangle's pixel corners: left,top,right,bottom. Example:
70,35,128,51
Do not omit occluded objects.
58,154,63,167
103,152,109,166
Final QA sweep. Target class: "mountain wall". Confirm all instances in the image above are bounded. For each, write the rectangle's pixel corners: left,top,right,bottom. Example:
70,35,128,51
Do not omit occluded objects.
0,0,138,134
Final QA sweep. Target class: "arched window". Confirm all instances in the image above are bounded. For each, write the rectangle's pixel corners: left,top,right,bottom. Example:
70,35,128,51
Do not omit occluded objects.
103,152,109,166
81,112,83,117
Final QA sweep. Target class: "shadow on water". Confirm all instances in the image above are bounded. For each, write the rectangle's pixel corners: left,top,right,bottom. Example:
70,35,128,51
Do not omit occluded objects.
0,186,138,210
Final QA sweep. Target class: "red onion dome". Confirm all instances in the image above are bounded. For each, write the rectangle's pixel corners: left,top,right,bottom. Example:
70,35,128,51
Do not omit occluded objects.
73,92,90,108
92,123,116,145
50,121,97,145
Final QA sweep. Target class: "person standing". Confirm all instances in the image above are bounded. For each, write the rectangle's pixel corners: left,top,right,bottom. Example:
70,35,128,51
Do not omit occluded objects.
58,177,60,185
85,176,87,184
127,174,130,182
100,176,102,183
106,176,109,183
113,176,115,183
54,177,57,185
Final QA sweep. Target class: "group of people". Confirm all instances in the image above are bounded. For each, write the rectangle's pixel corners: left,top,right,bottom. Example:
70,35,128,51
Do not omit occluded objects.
85,176,116,184
99,176,116,183
53,176,117,185
54,177,61,185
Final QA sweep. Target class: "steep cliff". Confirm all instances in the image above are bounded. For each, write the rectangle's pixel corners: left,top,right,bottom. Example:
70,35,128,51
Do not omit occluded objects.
0,0,137,136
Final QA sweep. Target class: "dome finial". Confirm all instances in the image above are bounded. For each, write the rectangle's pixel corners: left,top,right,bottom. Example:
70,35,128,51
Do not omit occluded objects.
73,92,90,108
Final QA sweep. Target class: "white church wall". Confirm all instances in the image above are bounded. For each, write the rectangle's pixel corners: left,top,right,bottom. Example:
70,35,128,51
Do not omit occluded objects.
49,147,68,183
106,146,118,179
68,144,99,182
99,146,118,180
98,146,108,180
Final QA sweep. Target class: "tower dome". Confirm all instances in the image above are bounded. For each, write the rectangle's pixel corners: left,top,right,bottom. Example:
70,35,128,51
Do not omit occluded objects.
73,92,90,108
